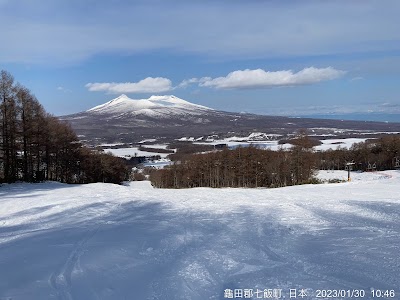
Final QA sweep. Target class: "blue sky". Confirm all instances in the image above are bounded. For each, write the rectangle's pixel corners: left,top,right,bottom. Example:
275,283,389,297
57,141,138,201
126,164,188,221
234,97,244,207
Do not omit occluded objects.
1,0,400,119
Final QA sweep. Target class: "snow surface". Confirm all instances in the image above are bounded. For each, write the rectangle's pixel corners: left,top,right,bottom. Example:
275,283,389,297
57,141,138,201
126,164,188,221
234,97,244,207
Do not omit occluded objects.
103,147,171,158
142,158,173,169
99,143,125,147
194,137,367,152
140,144,171,150
1,171,400,299
138,139,158,144
317,170,393,182
315,138,367,151
87,94,212,118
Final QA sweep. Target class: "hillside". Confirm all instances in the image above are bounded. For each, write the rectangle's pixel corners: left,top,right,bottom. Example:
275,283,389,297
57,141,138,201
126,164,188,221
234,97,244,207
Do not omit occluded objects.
1,171,399,299
61,95,400,145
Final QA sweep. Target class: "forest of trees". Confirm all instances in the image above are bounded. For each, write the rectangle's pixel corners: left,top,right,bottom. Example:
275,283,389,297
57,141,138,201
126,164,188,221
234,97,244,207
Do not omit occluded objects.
317,135,400,171
0,70,127,184
150,133,400,189
150,133,317,188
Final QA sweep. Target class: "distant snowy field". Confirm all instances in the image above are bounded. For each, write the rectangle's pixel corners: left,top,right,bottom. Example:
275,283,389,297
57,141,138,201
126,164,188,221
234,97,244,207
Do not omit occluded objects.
103,147,171,158
195,137,367,151
103,138,368,160
1,171,399,299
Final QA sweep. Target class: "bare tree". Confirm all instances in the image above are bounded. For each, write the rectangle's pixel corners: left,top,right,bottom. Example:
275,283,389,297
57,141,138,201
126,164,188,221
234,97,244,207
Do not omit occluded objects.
0,70,18,182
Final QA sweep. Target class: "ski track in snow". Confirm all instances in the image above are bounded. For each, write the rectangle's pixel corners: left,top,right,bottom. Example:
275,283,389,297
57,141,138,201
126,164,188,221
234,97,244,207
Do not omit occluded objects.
47,193,125,300
49,227,99,300
0,171,399,299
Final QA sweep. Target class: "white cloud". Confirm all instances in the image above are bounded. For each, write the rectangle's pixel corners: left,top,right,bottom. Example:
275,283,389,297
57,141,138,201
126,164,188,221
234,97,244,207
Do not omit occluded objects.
86,77,173,94
177,77,212,88
193,67,345,89
86,67,344,95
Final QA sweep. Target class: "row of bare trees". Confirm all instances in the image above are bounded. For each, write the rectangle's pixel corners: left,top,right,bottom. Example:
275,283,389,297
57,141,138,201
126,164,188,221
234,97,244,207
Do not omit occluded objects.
0,70,127,184
317,135,400,171
151,133,317,188
151,133,400,189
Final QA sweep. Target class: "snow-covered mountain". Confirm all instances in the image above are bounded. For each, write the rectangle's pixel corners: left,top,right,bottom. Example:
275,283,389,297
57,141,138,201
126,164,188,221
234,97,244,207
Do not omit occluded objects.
61,94,400,145
87,94,212,118
62,94,246,143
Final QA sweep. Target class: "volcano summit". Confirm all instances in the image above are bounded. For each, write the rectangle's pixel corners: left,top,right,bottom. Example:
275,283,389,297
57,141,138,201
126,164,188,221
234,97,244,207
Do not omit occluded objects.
62,95,400,145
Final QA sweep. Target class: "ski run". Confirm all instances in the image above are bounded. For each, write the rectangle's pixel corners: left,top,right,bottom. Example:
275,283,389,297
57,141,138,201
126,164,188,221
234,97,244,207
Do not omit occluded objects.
0,170,399,299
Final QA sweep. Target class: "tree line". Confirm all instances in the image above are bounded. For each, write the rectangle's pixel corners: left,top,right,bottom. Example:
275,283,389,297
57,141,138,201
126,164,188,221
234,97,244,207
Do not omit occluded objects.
150,133,400,189
0,70,127,184
317,135,400,171
150,133,317,188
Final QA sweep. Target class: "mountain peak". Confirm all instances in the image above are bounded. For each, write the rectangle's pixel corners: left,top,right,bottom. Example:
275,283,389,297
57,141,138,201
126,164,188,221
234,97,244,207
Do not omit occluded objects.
86,95,212,115
116,94,129,99
88,94,133,111
147,95,196,105
108,94,131,103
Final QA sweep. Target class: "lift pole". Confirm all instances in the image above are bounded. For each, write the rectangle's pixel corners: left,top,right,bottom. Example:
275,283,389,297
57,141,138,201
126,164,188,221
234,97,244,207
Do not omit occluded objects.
345,162,355,182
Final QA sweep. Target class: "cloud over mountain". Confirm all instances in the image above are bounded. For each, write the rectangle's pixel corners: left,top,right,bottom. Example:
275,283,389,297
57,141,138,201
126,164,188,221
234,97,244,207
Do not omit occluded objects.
86,67,345,94
85,77,172,94
182,67,345,89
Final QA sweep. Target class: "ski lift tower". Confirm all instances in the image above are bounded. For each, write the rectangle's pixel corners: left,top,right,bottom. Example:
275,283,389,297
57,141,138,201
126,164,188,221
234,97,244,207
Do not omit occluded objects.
395,157,400,169
345,161,355,182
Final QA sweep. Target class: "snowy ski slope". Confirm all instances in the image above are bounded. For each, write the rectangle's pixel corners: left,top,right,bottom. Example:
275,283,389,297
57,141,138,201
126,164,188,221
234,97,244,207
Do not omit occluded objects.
0,171,399,299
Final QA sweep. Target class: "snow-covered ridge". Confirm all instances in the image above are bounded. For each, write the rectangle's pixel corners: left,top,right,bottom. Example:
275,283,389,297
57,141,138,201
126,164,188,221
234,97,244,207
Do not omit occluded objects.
87,94,213,116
